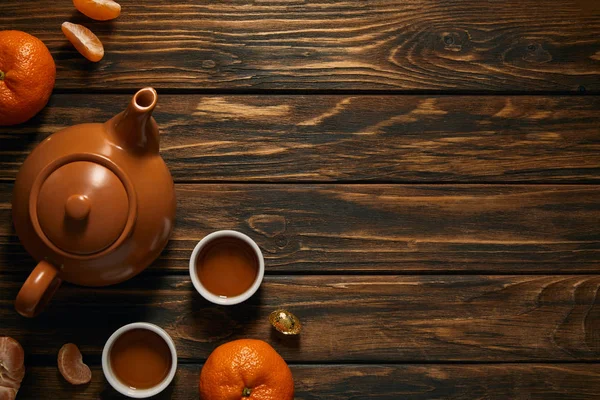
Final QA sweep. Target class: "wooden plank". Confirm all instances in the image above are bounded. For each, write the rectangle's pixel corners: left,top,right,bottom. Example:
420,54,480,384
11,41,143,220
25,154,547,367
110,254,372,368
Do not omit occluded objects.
1,184,599,274
0,0,598,91
15,364,600,399
1,95,600,183
1,275,600,362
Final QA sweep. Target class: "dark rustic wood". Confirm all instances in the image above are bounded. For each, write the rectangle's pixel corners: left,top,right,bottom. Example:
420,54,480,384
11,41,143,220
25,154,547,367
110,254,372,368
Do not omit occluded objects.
170,186,598,273
0,0,598,91
1,95,599,183
16,364,600,399
1,275,600,362
2,184,598,274
3,1,600,398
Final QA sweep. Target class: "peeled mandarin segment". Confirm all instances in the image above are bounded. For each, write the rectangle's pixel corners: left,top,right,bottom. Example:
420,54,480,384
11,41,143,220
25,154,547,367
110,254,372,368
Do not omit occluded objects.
58,343,92,385
0,337,25,398
0,338,24,373
0,387,18,400
73,0,121,21
61,22,104,62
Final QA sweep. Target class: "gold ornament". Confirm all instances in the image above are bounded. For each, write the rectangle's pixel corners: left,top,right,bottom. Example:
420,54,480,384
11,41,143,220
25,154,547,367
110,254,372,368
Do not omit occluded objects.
269,309,302,335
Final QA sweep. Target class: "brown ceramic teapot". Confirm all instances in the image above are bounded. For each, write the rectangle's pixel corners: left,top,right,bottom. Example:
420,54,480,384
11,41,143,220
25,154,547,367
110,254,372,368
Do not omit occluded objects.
12,88,176,317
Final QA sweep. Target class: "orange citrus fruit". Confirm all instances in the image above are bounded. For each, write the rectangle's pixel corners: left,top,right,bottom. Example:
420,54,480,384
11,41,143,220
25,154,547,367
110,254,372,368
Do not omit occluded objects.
57,343,92,385
73,0,121,21
199,339,294,400
61,22,104,62
0,30,56,126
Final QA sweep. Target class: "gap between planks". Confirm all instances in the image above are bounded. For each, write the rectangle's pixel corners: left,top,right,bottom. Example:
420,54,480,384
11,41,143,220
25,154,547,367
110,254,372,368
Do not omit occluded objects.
4,270,600,277
2,180,600,185
21,353,600,367
49,89,600,96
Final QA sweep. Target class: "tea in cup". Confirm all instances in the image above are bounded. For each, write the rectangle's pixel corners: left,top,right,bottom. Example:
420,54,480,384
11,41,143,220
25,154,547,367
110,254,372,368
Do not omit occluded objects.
190,230,264,305
102,322,177,398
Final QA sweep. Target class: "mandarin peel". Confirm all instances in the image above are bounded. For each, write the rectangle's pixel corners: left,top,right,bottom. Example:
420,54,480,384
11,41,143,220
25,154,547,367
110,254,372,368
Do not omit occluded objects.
0,30,56,125
199,339,294,400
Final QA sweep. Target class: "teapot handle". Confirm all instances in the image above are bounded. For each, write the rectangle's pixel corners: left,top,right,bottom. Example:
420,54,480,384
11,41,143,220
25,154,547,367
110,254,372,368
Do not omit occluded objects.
15,261,62,318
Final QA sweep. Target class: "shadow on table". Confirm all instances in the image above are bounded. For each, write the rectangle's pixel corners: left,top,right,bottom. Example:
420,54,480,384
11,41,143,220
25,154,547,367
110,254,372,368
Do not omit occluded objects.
0,225,33,278
0,105,52,184
185,287,264,343
99,379,176,400
270,328,301,350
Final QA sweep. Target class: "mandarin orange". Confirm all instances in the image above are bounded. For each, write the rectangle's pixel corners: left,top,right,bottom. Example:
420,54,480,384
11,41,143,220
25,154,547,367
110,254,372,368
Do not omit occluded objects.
199,339,294,400
0,30,55,126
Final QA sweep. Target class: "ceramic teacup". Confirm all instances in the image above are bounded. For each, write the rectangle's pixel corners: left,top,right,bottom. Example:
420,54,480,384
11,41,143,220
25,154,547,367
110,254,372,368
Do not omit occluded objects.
189,230,265,305
102,322,177,398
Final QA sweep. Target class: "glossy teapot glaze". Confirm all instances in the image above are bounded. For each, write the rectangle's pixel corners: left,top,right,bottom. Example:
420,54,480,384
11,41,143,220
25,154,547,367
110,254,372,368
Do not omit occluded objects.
12,88,176,317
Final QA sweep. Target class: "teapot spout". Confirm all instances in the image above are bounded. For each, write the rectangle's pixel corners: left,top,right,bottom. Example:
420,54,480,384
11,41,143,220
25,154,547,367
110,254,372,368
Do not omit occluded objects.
107,87,160,154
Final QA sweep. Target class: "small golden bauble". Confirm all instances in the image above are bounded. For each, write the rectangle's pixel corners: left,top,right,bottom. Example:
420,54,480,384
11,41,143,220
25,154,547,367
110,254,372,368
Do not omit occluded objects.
269,309,302,335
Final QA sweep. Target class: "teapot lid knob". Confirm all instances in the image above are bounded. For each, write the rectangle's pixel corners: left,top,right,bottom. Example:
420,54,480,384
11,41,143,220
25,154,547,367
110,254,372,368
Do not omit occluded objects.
31,157,135,256
65,194,91,220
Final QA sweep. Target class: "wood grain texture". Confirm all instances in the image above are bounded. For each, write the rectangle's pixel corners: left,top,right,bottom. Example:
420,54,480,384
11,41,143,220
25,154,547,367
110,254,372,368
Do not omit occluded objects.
0,0,598,91
1,95,599,183
1,184,598,274
1,275,600,362
16,364,600,399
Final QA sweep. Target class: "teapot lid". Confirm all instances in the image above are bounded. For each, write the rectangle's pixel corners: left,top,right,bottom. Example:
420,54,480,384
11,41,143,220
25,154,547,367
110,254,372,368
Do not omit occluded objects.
31,157,134,256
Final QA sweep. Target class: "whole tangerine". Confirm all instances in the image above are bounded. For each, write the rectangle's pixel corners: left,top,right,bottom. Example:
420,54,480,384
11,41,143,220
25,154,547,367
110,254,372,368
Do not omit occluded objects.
0,30,56,126
199,339,294,400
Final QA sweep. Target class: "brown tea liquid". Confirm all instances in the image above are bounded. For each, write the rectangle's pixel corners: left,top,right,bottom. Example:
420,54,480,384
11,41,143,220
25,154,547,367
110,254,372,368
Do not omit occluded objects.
110,329,172,390
197,237,258,297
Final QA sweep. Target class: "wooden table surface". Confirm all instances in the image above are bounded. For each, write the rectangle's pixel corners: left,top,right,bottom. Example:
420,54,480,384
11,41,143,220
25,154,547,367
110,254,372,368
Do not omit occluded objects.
1,1,600,399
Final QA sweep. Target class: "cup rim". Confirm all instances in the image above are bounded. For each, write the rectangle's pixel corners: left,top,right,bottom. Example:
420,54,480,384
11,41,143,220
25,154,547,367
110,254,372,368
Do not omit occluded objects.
101,322,178,398
189,230,265,306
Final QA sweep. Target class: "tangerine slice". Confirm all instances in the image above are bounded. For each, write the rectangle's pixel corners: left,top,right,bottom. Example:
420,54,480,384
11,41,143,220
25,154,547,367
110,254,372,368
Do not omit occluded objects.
61,22,105,62
58,343,92,385
0,387,18,400
0,338,24,375
73,0,121,21
0,337,25,399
